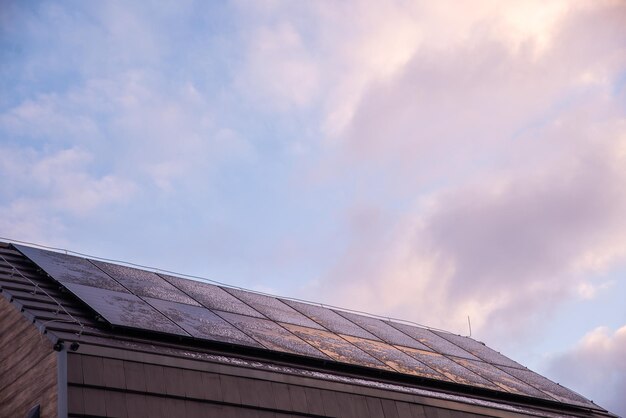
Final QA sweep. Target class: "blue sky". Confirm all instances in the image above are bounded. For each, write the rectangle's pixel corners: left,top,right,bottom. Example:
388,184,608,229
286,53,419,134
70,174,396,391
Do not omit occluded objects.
1,1,625,414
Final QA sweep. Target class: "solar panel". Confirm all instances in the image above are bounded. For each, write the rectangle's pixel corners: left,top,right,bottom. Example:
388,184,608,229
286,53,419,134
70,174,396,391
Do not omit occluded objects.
386,321,478,360
214,310,330,359
62,282,188,336
397,346,500,390
431,331,524,369
497,366,596,408
451,358,553,400
223,288,324,330
91,260,199,306
158,274,264,318
281,299,380,340
340,334,447,381
334,310,433,351
281,323,393,371
144,297,262,348
15,244,127,292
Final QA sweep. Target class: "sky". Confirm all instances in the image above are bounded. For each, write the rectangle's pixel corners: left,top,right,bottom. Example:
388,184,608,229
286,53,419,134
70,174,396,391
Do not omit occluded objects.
1,0,625,414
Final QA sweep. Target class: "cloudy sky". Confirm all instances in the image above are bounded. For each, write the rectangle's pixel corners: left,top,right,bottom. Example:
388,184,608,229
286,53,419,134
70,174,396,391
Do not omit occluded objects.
1,0,625,414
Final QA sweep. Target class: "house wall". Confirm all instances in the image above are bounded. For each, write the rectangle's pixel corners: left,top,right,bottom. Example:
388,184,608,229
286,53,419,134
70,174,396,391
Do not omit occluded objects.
0,296,58,417
65,349,528,418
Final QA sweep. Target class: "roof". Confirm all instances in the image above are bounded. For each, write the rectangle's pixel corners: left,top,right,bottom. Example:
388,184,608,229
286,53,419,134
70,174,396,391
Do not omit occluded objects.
0,241,614,417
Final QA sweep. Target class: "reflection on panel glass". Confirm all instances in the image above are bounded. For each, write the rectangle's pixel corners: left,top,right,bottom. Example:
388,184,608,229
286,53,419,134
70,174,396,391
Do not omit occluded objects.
281,299,379,340
91,260,199,305
334,310,432,351
159,274,264,318
281,323,392,371
15,244,127,292
432,331,524,369
215,310,330,359
387,321,477,359
398,346,499,390
223,288,324,329
145,297,261,348
497,366,596,408
451,358,554,399
62,282,188,336
341,335,447,381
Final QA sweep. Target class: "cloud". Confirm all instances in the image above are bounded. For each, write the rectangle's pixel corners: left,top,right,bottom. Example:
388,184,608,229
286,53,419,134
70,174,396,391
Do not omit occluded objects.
236,21,320,110
0,199,67,247
544,325,626,416
313,97,626,335
1,67,255,189
0,1,265,255
335,0,625,174
0,147,136,215
301,0,626,341
0,146,136,245
2,1,625,356
0,94,100,143
234,1,618,137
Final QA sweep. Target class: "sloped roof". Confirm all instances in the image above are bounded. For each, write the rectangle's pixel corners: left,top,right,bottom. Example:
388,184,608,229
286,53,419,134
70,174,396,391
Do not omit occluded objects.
0,241,614,416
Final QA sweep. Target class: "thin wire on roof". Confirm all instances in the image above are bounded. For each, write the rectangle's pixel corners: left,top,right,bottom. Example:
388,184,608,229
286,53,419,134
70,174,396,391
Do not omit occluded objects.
0,235,452,335
0,252,85,336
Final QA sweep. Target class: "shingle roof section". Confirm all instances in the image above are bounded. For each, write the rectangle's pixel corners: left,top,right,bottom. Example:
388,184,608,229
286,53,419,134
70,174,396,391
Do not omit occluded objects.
6,243,605,413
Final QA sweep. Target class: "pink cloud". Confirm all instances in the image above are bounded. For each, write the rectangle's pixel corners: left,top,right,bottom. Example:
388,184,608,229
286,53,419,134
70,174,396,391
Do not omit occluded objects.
301,1,626,343
334,0,625,178
544,325,626,416
310,98,626,336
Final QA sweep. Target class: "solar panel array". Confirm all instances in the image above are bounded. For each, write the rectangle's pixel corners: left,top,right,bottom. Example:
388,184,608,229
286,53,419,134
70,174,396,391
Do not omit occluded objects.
15,244,595,409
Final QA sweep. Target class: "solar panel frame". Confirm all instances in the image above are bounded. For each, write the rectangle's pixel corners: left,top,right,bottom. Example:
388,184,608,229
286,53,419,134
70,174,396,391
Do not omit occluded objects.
333,310,434,351
431,331,525,369
496,365,597,408
397,346,501,390
340,334,448,381
14,244,127,292
223,287,325,330
280,323,393,371
158,273,265,318
450,358,555,400
144,297,263,348
61,282,190,337
386,321,479,360
214,310,331,360
281,299,381,340
91,260,200,306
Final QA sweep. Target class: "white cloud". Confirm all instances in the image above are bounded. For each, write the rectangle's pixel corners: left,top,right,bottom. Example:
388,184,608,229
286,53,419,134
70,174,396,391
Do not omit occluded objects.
0,146,135,245
0,94,100,143
1,69,255,192
544,325,626,416
1,1,265,254
0,199,67,247
0,147,136,216
235,22,320,110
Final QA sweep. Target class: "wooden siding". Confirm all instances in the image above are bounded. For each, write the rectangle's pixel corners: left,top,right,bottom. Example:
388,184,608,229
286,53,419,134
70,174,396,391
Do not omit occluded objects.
67,352,496,418
0,296,57,417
